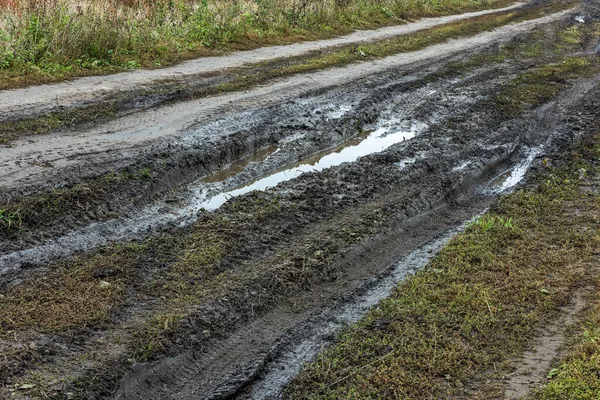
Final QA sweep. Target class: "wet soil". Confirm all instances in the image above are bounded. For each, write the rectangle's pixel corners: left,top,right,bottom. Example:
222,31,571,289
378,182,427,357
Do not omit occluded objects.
1,1,599,399
0,6,577,275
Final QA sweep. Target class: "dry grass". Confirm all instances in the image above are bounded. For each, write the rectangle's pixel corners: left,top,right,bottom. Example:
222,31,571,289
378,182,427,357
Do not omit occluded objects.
0,0,514,88
0,244,142,333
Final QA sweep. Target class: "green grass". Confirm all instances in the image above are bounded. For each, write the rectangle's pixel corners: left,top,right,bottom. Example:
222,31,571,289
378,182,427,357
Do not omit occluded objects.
0,0,517,89
0,207,21,230
285,138,600,398
496,56,598,116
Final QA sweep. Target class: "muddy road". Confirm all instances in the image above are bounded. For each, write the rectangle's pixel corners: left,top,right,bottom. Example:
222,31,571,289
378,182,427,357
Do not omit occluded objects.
1,1,599,399
0,3,526,122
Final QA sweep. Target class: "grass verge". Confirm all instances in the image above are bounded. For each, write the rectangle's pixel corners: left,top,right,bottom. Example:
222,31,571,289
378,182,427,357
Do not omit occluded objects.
0,0,516,89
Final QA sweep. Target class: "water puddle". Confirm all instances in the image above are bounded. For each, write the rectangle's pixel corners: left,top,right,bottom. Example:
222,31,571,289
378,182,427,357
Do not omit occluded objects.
0,121,418,276
204,145,279,184
198,126,416,210
489,148,540,192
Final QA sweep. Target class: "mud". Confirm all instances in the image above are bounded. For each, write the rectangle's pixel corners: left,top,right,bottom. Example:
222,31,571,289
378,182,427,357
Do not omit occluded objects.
234,221,473,400
2,2,599,399
0,8,571,197
0,7,578,278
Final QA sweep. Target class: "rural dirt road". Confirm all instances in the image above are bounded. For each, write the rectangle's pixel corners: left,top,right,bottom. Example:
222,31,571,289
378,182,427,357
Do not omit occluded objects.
1,0,599,399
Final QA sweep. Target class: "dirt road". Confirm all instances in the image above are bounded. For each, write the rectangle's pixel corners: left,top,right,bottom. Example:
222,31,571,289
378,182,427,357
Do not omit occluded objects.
0,3,525,121
1,1,597,398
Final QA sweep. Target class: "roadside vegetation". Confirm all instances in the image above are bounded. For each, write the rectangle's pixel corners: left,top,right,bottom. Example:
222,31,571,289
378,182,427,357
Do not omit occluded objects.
0,0,516,88
0,0,575,144
285,127,600,399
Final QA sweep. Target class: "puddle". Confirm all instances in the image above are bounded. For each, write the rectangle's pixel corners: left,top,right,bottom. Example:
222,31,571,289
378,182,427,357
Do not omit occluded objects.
204,145,279,183
489,148,540,192
198,126,416,210
452,160,471,172
0,121,418,276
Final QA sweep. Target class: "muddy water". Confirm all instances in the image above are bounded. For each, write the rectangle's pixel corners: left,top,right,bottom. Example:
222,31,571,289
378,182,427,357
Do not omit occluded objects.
198,125,416,210
488,147,541,192
0,119,419,276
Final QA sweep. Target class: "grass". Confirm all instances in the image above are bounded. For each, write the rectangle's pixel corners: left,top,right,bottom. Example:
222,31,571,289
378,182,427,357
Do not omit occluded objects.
530,296,600,399
496,56,597,116
0,102,116,144
285,137,600,398
0,165,153,238
0,0,575,143
0,245,139,332
0,0,517,89
0,207,21,230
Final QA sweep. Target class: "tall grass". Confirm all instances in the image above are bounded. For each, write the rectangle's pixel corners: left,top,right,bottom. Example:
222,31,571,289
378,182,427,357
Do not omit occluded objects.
0,0,511,86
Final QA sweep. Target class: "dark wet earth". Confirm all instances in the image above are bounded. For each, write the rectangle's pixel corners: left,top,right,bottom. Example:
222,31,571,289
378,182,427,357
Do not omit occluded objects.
2,5,600,399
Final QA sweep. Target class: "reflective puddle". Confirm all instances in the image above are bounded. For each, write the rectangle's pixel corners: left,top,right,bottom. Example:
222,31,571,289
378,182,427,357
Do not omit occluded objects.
204,145,279,183
198,126,416,210
489,148,540,192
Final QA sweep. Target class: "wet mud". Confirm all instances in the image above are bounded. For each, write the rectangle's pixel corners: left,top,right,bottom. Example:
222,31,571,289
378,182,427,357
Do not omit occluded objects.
2,2,599,399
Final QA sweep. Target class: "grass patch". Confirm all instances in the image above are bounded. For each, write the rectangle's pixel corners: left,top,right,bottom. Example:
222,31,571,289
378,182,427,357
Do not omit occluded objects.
0,102,117,144
496,56,599,116
0,165,153,237
285,139,600,398
0,244,144,333
0,0,517,89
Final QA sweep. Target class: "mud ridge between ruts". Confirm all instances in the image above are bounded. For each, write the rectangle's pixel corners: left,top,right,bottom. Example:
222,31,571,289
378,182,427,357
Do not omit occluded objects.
0,8,578,275
113,76,600,400
0,3,527,122
0,8,572,197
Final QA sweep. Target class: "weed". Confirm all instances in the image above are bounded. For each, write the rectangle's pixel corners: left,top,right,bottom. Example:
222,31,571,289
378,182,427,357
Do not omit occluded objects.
0,207,21,230
0,0,517,88
132,313,186,361
473,214,516,231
